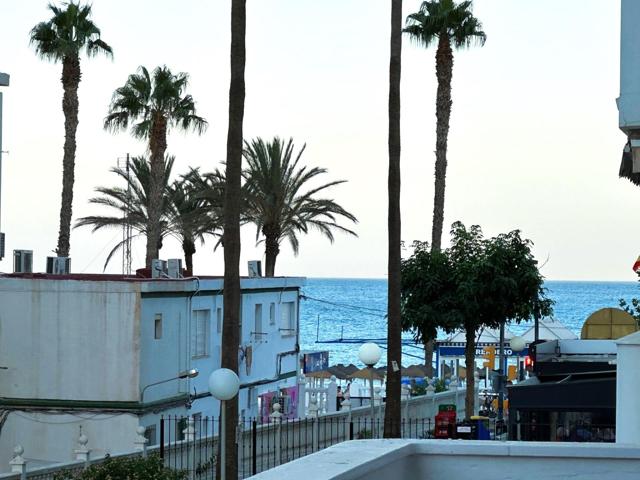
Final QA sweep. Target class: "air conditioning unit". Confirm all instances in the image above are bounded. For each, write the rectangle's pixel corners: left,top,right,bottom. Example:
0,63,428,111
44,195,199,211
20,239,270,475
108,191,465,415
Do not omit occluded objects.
46,256,70,275
167,259,183,278
13,250,33,273
248,260,262,278
151,259,168,279
0,233,5,260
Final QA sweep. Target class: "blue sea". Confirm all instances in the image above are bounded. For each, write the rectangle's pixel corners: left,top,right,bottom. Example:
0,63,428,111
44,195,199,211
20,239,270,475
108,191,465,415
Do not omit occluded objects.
299,279,639,366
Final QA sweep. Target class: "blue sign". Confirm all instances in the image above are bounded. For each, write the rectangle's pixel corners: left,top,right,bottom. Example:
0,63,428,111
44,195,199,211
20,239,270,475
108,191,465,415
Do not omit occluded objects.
438,346,528,357
302,351,329,373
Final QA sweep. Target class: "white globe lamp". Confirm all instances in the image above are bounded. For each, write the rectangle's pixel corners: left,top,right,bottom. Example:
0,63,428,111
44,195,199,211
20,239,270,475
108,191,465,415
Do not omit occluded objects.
358,343,382,367
358,342,381,438
208,368,240,480
510,336,526,352
208,368,240,400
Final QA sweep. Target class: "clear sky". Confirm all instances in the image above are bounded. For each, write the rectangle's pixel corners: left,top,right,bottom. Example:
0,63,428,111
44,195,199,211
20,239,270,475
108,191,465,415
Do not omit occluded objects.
0,0,633,281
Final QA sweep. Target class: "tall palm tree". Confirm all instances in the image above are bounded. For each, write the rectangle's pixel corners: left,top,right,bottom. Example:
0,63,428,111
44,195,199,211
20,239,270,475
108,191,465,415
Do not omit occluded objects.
75,155,174,270
220,1,246,478
384,0,403,439
30,1,112,258
243,137,358,277
104,65,207,268
167,169,223,275
404,0,485,376
404,0,485,251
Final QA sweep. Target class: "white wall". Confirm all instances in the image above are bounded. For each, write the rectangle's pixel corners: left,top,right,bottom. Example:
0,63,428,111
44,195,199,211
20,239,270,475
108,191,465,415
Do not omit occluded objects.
253,440,640,480
0,412,138,472
0,277,141,401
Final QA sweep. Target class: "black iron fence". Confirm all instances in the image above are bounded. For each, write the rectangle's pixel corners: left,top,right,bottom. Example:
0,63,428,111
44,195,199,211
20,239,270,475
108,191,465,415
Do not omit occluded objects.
156,416,616,479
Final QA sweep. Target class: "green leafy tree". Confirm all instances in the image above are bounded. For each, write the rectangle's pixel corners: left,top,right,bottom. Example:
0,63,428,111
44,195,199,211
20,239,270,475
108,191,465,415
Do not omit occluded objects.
30,1,112,258
104,65,207,268
243,137,358,277
75,155,173,270
385,0,403,439
401,241,461,348
402,224,552,418
404,0,485,251
448,222,552,418
54,454,185,480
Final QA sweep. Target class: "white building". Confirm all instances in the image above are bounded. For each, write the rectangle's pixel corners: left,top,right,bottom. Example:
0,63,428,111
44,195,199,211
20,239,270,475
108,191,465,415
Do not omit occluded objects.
0,272,304,471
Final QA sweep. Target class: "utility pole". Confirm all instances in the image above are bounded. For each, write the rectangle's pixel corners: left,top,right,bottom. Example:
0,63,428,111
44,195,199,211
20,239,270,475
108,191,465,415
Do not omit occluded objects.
497,322,505,423
0,72,10,261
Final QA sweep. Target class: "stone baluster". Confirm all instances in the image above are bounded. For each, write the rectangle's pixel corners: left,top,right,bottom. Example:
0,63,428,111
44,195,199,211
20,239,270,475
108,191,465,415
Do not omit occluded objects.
74,427,91,468
134,426,148,457
183,416,195,442
270,403,283,465
9,445,26,480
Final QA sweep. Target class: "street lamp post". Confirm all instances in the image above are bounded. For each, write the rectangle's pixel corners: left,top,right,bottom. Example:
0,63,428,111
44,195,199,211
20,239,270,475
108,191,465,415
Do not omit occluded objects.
0,72,9,261
140,368,199,403
358,343,381,438
208,368,240,480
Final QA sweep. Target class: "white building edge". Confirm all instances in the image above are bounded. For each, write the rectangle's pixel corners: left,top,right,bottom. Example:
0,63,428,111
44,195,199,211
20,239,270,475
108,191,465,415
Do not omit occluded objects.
0,272,305,471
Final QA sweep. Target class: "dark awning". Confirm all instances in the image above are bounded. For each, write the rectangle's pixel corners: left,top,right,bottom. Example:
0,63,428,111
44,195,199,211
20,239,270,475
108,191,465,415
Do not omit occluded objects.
508,376,615,411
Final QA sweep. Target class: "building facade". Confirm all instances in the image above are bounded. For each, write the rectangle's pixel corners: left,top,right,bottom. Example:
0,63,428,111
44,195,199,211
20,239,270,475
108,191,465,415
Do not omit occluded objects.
0,273,304,470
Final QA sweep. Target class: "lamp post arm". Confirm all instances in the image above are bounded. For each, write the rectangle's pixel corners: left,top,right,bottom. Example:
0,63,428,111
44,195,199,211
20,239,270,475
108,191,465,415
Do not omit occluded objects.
140,376,182,403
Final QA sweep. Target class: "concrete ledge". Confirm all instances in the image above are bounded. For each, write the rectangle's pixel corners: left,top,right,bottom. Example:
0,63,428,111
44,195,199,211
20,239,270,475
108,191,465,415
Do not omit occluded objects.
251,440,640,480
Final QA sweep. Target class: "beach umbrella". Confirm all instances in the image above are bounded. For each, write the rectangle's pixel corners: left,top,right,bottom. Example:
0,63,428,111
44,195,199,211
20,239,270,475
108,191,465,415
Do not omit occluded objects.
401,364,428,378
305,370,333,379
349,367,385,381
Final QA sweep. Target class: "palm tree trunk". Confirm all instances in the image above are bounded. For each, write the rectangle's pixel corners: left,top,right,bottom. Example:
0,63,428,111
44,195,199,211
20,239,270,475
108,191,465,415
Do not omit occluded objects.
56,55,81,258
182,237,196,276
424,338,435,378
146,116,168,268
431,35,453,252
263,226,280,277
464,324,476,420
384,0,402,439
219,1,246,478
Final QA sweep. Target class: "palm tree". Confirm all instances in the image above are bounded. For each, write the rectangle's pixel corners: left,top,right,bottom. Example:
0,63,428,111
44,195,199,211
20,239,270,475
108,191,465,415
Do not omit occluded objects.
167,169,223,275
404,0,485,251
384,0,403,439
104,65,207,268
75,155,174,270
220,1,246,478
30,1,112,258
404,0,485,377
243,137,358,277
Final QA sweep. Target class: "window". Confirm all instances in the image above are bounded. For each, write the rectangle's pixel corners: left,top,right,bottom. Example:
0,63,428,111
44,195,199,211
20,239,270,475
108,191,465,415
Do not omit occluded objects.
253,304,263,341
280,302,296,336
269,303,276,325
144,425,157,446
154,314,162,339
216,307,223,334
192,309,211,358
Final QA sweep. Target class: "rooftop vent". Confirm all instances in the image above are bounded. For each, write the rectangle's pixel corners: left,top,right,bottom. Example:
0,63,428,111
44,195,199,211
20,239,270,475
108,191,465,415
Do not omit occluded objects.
46,256,70,275
151,259,168,279
13,250,32,273
167,259,183,278
248,260,262,278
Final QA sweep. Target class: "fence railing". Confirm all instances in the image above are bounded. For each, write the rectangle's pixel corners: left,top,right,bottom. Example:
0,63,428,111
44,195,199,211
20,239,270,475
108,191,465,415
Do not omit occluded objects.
0,416,615,480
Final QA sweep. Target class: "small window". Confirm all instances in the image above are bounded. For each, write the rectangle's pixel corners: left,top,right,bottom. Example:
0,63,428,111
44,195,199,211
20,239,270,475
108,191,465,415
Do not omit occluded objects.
269,303,276,325
280,302,296,336
253,304,263,341
144,425,157,446
192,309,211,358
154,314,162,339
216,307,223,334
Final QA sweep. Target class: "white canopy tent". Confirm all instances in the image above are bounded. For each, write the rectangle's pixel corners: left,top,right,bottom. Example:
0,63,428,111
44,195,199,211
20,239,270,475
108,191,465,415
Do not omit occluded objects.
520,318,577,342
444,326,516,343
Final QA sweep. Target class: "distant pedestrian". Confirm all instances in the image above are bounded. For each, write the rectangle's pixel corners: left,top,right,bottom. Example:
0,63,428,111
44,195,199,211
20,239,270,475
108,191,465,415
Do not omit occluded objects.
337,386,344,410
